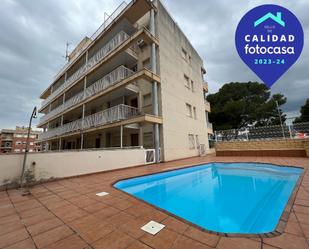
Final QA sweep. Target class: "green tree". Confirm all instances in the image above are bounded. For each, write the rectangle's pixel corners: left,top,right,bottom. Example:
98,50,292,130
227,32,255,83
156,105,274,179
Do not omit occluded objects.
206,82,287,130
293,98,309,123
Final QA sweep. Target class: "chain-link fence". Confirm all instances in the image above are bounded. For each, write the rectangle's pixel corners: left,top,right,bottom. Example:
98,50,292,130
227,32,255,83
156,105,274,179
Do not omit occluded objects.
214,122,309,142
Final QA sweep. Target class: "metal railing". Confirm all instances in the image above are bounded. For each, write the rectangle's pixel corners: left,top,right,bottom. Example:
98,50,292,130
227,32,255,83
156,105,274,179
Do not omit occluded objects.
207,122,213,131
53,2,127,81
39,65,135,124
41,31,130,109
205,100,211,111
214,122,309,142
39,104,139,140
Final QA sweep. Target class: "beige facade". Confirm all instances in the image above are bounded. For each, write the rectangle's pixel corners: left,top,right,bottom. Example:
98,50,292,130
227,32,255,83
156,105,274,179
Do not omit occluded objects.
38,0,212,162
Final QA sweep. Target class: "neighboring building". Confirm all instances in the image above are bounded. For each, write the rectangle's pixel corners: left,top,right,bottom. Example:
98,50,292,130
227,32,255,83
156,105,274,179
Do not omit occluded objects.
37,0,212,162
0,127,41,154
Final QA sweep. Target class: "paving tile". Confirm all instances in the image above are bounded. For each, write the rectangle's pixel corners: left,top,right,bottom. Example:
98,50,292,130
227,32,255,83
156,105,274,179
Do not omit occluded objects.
68,195,98,208
19,206,49,219
32,225,74,248
300,223,309,238
93,206,120,220
171,235,212,249
77,221,114,244
140,228,179,249
43,234,87,249
112,199,135,210
216,237,261,249
27,217,63,236
294,205,309,215
0,221,24,236
184,226,220,247
91,230,134,249
22,211,55,226
4,238,36,249
14,199,42,212
127,240,152,249
284,221,303,236
296,212,309,225
263,232,309,249
162,216,189,234
119,217,148,239
0,214,20,225
0,228,29,248
82,202,108,213
105,212,135,228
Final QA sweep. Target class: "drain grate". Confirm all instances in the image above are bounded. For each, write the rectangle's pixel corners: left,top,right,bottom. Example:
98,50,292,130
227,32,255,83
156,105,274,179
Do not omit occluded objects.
96,192,109,197
141,221,165,235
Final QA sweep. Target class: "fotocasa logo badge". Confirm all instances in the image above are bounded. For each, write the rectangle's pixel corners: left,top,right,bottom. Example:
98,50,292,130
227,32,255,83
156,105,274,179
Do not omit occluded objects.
235,4,304,88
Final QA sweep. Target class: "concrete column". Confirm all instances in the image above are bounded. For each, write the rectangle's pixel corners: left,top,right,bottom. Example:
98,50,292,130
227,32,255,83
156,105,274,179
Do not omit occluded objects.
139,125,143,148
120,125,123,148
60,115,64,126
81,134,84,150
150,8,160,163
59,138,62,150
62,93,66,104
65,72,67,82
51,85,54,94
81,104,85,150
83,76,87,98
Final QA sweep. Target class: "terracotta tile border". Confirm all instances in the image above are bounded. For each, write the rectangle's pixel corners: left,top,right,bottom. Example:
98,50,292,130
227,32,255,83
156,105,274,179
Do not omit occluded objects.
111,161,305,238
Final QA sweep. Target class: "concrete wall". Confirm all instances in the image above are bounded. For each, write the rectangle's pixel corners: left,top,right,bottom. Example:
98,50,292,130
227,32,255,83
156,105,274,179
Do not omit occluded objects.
216,139,309,157
0,148,147,188
157,1,210,161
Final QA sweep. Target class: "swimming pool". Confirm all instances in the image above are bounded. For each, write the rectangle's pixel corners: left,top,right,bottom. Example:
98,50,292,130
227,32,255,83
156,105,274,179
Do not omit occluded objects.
114,162,302,234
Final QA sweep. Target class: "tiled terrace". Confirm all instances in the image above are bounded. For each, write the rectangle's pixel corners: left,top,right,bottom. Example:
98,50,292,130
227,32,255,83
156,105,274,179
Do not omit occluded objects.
1,155,309,249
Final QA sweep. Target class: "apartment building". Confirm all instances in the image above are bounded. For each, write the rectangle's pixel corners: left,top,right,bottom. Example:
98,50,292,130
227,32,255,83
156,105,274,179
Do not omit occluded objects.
38,0,212,162
0,127,41,154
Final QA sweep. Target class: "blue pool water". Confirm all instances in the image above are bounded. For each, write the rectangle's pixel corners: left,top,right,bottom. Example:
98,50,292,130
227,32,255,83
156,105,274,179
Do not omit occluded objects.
114,162,302,234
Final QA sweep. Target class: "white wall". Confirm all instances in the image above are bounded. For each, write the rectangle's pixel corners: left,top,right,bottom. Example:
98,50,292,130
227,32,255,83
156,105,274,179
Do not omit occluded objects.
0,149,147,187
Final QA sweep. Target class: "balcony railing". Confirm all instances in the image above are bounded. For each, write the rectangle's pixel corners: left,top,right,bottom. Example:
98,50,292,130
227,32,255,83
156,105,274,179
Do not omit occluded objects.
204,100,211,112
39,65,135,124
41,31,130,109
207,122,213,132
53,2,127,81
39,104,140,140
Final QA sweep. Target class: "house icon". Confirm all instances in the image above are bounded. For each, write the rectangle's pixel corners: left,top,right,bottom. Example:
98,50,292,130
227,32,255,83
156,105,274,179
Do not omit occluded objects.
254,12,285,27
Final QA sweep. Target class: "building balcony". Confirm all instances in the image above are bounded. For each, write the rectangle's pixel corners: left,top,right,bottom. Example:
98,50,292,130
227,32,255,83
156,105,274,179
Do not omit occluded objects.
207,122,213,134
39,26,158,112
204,100,211,112
40,31,131,110
39,104,140,141
203,82,208,93
39,65,135,125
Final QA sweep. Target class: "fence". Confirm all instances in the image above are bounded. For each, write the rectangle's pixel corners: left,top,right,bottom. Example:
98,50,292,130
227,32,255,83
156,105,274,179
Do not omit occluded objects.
214,122,309,142
39,104,140,140
53,1,128,81
39,65,135,124
41,31,130,109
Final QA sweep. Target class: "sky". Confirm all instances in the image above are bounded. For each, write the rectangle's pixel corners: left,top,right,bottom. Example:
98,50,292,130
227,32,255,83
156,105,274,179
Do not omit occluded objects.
0,0,308,128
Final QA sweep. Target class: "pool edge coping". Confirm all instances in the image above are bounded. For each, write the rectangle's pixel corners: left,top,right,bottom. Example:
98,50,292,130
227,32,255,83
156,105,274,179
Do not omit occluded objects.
111,160,305,238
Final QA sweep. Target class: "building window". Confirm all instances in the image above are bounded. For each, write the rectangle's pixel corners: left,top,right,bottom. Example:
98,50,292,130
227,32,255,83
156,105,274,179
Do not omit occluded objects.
188,134,195,149
188,55,192,65
14,149,20,152
193,107,197,119
30,142,34,145
15,141,22,145
184,75,190,89
186,103,192,117
191,80,194,92
143,93,152,107
181,48,187,60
